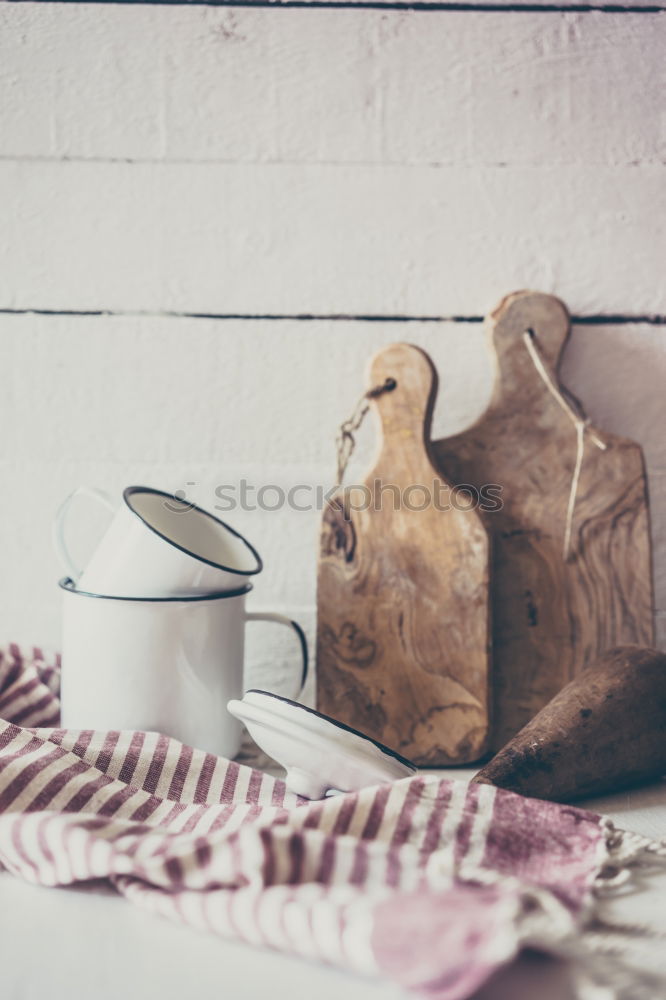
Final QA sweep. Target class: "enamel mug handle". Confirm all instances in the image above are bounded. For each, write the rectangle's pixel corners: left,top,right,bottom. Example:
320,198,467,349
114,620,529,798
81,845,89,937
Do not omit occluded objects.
244,612,309,698
52,486,116,582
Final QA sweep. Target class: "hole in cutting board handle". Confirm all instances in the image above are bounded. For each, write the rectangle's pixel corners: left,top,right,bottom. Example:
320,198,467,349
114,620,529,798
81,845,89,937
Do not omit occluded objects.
367,377,397,398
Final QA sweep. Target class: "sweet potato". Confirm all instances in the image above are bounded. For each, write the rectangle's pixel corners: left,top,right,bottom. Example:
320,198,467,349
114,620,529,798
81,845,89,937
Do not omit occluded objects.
473,646,666,802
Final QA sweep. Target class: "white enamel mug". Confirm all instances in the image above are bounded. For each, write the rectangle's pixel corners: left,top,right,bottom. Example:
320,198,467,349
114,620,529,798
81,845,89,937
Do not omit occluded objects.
54,485,262,598
59,578,307,759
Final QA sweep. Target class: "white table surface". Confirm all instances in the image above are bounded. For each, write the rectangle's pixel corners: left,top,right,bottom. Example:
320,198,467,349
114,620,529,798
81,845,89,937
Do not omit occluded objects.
2,770,664,1000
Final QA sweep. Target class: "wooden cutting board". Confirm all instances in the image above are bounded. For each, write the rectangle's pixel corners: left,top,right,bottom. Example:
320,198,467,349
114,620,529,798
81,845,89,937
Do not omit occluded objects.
433,290,654,751
316,342,491,765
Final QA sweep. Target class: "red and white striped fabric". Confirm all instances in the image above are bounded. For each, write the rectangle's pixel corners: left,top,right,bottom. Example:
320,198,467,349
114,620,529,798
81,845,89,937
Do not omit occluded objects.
0,643,615,999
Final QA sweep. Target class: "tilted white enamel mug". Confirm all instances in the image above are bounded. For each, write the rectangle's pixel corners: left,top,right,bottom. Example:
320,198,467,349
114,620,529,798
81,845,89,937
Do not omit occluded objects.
59,579,308,759
53,486,263,598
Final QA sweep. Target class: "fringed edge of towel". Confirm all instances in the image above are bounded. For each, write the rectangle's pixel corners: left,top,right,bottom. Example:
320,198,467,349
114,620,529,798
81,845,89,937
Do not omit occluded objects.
555,820,666,1000
486,820,666,1000
596,820,666,891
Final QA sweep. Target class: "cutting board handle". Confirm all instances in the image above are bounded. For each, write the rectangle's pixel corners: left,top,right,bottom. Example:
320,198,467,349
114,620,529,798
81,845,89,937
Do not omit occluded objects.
490,290,571,381
366,343,438,457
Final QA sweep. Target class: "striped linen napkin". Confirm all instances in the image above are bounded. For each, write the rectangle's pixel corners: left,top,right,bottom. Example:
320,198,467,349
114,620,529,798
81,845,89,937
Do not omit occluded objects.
0,643,656,999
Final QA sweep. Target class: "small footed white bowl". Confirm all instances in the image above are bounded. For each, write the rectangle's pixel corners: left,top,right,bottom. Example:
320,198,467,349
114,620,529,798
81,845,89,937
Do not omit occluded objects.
227,690,416,799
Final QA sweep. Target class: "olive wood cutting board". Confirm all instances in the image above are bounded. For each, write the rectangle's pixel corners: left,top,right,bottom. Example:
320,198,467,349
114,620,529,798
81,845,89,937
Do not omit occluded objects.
316,342,491,765
433,290,654,750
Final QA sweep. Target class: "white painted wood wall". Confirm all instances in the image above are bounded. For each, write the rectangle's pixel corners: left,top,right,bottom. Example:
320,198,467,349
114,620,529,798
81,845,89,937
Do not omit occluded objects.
0,2,664,696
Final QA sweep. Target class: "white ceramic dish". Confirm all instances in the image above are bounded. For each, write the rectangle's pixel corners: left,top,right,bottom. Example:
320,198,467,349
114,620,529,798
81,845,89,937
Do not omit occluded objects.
227,689,416,799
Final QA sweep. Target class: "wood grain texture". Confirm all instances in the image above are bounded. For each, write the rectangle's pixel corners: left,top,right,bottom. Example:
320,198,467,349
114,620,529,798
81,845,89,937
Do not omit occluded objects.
317,343,491,765
433,291,655,750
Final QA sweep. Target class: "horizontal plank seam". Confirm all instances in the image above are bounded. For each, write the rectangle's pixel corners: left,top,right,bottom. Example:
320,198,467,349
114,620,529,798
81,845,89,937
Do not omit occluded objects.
1,308,665,325
2,156,664,168
2,0,663,10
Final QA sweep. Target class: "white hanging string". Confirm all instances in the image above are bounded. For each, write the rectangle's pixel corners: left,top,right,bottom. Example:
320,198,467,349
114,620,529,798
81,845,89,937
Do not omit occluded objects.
523,329,607,561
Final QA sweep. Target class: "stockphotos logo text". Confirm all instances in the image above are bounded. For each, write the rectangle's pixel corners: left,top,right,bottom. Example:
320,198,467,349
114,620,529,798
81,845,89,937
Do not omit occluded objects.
165,480,504,515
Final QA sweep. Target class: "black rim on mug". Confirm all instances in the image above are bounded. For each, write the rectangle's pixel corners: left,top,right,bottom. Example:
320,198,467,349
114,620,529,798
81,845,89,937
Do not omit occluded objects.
59,577,254,603
123,485,263,577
